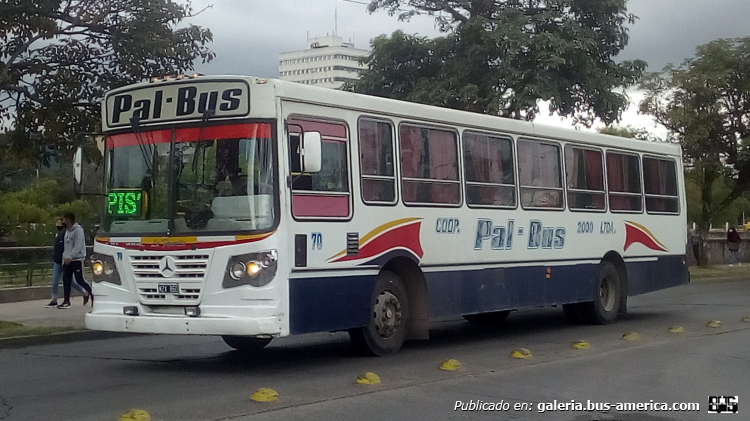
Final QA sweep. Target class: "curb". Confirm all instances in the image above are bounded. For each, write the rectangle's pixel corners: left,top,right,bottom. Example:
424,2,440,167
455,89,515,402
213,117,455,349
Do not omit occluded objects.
0,286,86,304
0,330,143,349
689,275,750,284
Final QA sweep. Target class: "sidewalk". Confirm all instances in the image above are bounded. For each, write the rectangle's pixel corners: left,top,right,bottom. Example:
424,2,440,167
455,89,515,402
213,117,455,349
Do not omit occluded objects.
0,298,90,330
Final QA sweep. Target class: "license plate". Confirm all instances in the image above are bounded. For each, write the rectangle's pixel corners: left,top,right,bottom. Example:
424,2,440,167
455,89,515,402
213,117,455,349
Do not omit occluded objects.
158,283,179,294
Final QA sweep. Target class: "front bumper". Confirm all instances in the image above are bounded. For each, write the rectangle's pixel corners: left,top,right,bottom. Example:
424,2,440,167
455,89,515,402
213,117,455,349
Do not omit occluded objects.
85,311,283,336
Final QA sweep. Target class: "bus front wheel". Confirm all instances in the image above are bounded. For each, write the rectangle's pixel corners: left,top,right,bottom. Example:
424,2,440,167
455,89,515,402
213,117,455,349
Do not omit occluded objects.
222,336,272,353
578,261,621,324
349,271,409,357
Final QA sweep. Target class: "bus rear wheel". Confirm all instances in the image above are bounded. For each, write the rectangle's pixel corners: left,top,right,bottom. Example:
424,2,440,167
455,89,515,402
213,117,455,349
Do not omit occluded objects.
577,261,621,324
222,335,272,352
462,310,511,325
349,271,409,357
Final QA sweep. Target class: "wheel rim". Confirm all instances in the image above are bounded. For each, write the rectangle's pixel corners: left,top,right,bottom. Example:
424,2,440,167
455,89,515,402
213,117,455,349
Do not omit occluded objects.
372,290,402,339
599,275,616,312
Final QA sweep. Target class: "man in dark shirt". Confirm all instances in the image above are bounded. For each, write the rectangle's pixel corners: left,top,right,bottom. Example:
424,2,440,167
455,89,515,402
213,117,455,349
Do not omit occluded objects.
45,218,87,307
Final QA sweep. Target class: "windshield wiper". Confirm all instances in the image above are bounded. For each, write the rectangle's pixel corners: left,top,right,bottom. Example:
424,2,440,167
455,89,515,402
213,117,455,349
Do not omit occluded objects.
129,116,154,175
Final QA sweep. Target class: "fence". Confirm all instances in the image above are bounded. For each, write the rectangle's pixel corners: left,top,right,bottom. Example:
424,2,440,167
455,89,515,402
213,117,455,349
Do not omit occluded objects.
0,246,94,288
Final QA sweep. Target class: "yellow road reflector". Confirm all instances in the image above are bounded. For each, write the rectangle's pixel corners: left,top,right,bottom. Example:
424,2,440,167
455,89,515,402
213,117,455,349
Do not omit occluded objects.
511,348,532,359
622,332,641,341
667,326,684,333
741,316,750,323
571,340,590,349
706,320,722,328
251,388,279,403
356,372,381,384
119,409,150,421
439,359,462,371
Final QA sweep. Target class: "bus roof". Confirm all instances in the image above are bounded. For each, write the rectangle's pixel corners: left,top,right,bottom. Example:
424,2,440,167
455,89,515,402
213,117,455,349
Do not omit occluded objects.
271,78,681,157
103,75,681,157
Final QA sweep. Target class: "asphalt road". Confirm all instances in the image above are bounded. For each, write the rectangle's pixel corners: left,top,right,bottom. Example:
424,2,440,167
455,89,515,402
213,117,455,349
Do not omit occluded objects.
1,279,749,421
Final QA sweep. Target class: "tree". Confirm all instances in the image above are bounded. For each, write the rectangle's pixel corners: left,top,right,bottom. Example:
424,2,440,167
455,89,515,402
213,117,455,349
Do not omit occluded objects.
639,37,750,231
348,0,646,126
597,125,661,142
0,0,214,167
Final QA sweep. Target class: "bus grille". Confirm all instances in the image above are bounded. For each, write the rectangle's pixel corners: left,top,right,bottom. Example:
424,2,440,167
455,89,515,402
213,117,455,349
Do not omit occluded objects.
128,253,211,305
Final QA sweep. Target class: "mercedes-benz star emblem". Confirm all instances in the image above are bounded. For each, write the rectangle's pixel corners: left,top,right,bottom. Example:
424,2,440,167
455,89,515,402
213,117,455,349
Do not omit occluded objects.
159,256,176,278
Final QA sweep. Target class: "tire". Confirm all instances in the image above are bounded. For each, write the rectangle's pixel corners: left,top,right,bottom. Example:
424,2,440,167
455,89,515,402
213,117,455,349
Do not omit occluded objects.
577,261,621,325
222,335,272,352
349,271,409,357
462,310,511,325
562,304,580,324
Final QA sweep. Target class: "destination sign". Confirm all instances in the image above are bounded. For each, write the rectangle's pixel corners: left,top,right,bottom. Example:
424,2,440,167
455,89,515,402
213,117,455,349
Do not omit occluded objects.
107,190,143,217
105,80,250,128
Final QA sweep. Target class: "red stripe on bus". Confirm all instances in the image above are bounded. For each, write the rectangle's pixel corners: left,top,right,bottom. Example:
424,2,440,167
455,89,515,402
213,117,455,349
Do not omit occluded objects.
107,123,272,148
332,221,423,263
96,235,272,251
623,222,668,252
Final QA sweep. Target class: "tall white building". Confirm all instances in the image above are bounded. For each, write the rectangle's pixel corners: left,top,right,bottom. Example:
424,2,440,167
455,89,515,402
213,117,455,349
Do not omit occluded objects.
278,36,370,89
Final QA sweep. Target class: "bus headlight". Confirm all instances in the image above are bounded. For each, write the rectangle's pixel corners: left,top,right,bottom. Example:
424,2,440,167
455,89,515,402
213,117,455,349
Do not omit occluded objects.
230,262,246,280
90,254,121,285
246,261,262,277
92,262,104,276
223,250,277,288
103,262,115,276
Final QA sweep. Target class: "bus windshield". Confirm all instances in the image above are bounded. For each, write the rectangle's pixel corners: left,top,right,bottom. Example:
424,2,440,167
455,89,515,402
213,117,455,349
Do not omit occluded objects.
102,123,276,235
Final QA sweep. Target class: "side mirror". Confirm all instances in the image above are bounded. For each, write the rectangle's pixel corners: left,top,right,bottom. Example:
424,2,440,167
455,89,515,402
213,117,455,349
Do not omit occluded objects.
302,131,322,173
73,146,83,185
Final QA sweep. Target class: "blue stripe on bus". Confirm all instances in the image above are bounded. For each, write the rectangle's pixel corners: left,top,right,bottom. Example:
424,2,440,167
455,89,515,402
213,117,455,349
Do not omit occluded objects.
626,255,688,295
288,255,688,335
289,274,377,335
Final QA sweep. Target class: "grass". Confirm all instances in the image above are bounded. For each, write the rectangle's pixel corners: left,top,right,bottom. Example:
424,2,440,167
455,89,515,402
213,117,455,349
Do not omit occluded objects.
689,264,750,281
0,320,80,339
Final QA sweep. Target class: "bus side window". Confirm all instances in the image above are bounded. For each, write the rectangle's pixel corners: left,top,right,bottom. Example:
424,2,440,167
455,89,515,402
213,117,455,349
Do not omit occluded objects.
463,132,516,208
288,118,351,218
643,157,679,214
359,119,396,204
518,139,563,209
606,152,643,212
399,124,461,206
565,146,605,211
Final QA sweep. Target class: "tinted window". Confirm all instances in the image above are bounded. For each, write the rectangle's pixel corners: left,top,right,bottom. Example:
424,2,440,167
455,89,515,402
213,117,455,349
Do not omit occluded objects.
289,119,350,218
606,152,642,212
565,146,605,211
643,157,679,213
463,132,516,207
399,125,460,205
359,119,396,204
517,139,563,209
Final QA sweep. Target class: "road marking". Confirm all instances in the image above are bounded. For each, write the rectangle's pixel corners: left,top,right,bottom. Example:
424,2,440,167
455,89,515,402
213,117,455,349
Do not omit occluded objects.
622,332,641,341
706,320,722,328
440,359,462,371
511,348,532,359
571,340,590,349
356,372,381,384
667,326,684,333
251,388,279,402
119,409,150,421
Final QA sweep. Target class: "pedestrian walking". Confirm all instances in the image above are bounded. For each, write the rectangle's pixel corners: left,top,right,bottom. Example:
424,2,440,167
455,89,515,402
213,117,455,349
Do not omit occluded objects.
689,226,702,265
57,212,94,309
726,227,741,266
45,218,87,307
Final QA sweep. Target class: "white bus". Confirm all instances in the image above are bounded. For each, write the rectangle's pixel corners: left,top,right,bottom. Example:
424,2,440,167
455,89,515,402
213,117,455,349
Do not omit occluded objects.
86,75,688,356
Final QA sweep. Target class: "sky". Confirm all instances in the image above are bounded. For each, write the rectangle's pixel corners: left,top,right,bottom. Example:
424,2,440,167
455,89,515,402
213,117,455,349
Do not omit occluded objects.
188,0,750,134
